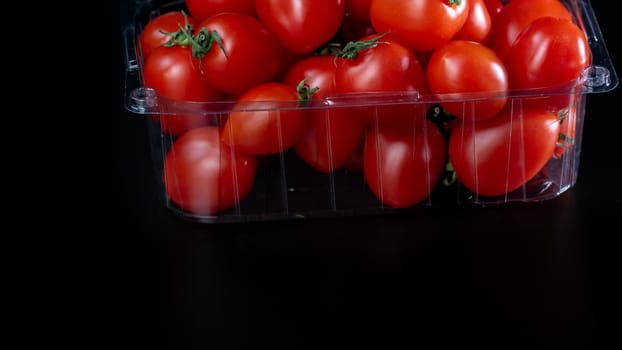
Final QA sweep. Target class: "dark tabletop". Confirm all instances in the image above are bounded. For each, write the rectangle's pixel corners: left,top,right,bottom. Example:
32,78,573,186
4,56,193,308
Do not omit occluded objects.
17,0,621,348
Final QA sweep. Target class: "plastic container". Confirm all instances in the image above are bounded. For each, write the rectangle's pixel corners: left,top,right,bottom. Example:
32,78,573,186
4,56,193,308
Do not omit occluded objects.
123,0,618,223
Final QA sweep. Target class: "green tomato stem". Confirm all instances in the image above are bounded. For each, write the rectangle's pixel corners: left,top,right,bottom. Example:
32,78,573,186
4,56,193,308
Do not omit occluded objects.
334,31,391,62
297,79,320,102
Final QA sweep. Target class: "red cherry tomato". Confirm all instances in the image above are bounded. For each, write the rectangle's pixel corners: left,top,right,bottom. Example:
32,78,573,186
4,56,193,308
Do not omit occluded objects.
454,0,492,44
364,119,447,208
196,13,281,95
508,17,591,91
283,55,367,173
221,83,309,155
256,0,345,55
164,127,257,215
448,104,561,197
490,0,572,62
370,0,469,52
143,45,224,135
334,34,429,129
426,40,509,122
139,11,197,61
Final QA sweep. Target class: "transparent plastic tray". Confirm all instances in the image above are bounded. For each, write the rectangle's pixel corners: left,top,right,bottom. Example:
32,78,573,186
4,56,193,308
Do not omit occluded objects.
123,0,617,223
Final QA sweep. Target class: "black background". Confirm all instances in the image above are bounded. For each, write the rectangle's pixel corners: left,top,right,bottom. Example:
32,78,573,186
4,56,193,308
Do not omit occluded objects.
14,0,621,348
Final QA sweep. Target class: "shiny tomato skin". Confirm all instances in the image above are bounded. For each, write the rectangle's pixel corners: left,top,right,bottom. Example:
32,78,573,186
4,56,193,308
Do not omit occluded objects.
448,104,561,197
454,0,493,44
364,119,447,208
283,55,368,173
164,127,257,215
221,83,309,155
426,40,509,122
370,0,469,52
197,13,281,95
143,45,224,135
490,0,572,62
508,17,591,91
255,0,345,55
139,11,197,61
335,35,429,129
335,36,428,93
283,56,338,101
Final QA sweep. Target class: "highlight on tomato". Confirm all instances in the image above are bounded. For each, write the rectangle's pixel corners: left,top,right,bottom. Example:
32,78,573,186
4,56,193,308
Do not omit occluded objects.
453,0,492,44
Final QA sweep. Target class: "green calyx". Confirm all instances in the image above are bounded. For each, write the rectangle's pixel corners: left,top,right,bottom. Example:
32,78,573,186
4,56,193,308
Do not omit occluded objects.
334,31,391,62
161,11,195,48
297,79,320,101
160,11,228,60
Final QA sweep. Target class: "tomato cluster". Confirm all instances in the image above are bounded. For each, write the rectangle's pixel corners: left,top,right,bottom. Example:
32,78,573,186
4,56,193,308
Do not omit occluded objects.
138,0,591,215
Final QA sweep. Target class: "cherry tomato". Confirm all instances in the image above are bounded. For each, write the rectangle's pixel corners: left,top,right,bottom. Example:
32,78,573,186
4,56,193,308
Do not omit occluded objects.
184,0,256,22
454,0,492,44
143,45,224,135
164,127,257,215
139,11,197,62
256,0,345,55
283,55,368,173
508,17,591,91
426,40,509,122
196,13,281,95
448,103,561,197
221,83,309,155
520,94,580,160
364,119,446,208
334,34,429,128
490,0,572,62
370,0,469,52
